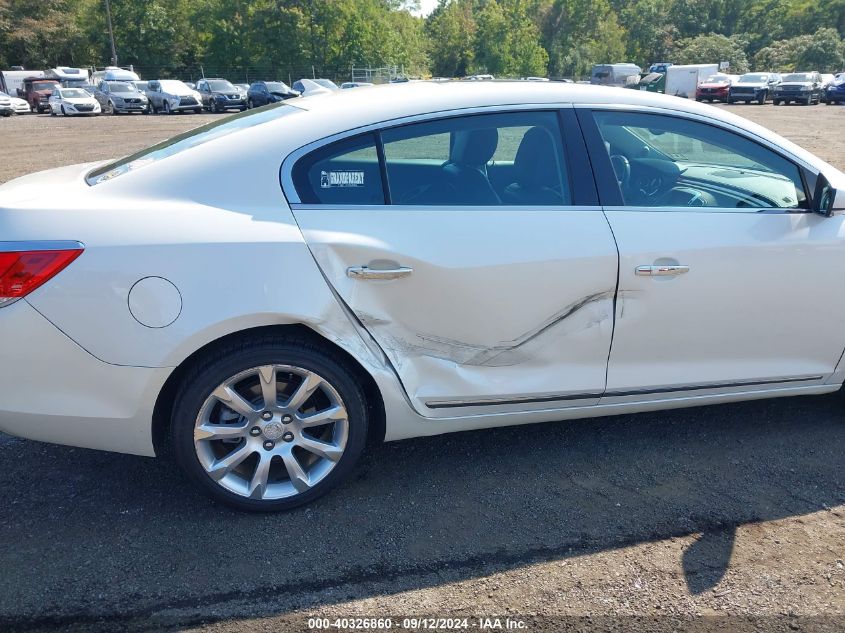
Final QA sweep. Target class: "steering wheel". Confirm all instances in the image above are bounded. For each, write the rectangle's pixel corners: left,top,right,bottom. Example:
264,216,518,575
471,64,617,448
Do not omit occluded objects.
609,154,631,193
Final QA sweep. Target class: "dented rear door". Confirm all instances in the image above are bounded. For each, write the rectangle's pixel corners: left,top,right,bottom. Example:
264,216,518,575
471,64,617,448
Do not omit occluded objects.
286,107,619,416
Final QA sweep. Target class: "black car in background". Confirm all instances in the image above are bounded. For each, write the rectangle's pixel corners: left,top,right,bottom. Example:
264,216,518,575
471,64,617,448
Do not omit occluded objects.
196,78,248,112
773,71,824,105
246,81,299,108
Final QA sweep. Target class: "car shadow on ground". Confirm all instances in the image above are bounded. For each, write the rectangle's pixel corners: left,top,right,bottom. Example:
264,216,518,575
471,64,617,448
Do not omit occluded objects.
1,392,843,630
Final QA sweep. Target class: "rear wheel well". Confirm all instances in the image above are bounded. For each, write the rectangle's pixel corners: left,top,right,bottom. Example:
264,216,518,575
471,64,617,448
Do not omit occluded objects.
151,324,386,456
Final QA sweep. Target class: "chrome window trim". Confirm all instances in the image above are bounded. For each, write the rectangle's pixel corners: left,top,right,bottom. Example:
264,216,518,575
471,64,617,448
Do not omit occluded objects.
290,203,604,213
0,240,84,252
574,102,819,174
280,102,575,205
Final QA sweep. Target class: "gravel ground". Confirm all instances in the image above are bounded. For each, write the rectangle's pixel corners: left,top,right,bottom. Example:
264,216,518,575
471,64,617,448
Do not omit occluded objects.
0,104,844,632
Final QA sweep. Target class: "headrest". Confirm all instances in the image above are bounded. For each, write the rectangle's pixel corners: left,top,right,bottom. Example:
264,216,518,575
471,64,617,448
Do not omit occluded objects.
450,128,499,166
513,127,559,188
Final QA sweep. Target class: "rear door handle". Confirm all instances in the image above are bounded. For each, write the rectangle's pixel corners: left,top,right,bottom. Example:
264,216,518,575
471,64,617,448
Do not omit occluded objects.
635,265,690,277
347,266,413,280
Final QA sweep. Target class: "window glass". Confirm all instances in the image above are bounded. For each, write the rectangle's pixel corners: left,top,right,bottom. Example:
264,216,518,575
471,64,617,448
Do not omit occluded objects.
593,111,806,210
381,111,570,206
293,133,384,205
88,103,299,185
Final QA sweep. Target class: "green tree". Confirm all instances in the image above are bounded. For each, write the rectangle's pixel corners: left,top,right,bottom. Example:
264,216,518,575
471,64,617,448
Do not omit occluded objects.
671,33,750,73
426,0,477,76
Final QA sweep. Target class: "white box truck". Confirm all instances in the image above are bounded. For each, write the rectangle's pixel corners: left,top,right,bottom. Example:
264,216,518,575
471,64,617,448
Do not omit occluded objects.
665,64,719,98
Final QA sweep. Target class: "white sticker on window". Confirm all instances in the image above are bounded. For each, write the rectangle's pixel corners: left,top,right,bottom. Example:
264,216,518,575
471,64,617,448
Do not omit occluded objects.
320,170,365,188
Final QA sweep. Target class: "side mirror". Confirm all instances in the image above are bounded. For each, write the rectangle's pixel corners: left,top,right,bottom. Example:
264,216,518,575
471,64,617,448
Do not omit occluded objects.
813,174,841,217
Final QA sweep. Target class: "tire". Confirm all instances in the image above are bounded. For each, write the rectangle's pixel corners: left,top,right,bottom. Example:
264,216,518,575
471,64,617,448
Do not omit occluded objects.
773,99,781,106
60,105,66,116
757,91,767,105
211,100,219,113
106,100,114,115
163,100,172,115
247,98,254,109
50,109,56,117
194,108,202,114
170,336,369,512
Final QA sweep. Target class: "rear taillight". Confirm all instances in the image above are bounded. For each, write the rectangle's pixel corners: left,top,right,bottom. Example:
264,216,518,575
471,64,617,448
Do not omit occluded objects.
0,245,83,306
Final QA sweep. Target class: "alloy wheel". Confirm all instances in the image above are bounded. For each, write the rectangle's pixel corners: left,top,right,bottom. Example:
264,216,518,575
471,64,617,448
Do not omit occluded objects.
192,364,350,501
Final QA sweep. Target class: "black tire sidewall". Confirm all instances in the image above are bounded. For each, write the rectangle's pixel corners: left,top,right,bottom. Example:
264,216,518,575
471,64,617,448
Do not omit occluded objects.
171,342,369,512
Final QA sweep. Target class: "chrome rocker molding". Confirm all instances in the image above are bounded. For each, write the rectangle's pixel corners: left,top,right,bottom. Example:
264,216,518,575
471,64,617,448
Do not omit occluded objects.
424,375,824,409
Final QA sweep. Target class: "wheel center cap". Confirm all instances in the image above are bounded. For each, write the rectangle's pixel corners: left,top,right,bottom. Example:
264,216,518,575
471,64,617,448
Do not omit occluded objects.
262,421,285,441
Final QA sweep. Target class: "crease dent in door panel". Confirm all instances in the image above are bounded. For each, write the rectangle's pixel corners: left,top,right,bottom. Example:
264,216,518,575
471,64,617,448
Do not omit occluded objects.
357,289,630,368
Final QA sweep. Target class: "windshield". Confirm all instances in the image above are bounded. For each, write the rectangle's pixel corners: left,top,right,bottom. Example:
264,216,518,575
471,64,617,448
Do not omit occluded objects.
208,80,235,91
704,74,729,83
160,80,189,92
134,81,149,91
783,73,813,82
87,103,299,185
740,74,768,83
107,82,137,93
32,82,57,91
61,89,89,98
314,79,338,89
266,82,291,93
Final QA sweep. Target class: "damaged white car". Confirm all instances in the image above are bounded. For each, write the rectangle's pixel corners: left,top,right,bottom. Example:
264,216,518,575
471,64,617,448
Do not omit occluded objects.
2,82,845,511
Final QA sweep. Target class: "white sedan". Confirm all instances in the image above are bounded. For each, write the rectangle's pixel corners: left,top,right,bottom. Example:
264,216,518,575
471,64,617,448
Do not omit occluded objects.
1,83,844,511
0,91,31,114
48,87,101,116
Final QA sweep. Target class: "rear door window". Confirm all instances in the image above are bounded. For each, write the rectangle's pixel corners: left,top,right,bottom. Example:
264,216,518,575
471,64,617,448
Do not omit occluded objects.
292,134,385,205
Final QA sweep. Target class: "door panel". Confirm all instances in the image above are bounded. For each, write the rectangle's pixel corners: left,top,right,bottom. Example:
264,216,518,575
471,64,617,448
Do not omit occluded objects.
295,208,618,412
288,108,618,414
604,210,845,394
580,107,845,397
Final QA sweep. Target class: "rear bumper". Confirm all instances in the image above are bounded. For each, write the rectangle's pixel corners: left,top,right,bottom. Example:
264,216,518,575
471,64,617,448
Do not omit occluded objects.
0,300,170,457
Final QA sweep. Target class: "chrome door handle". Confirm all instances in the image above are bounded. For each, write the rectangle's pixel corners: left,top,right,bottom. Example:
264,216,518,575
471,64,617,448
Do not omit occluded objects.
347,266,413,280
635,265,690,277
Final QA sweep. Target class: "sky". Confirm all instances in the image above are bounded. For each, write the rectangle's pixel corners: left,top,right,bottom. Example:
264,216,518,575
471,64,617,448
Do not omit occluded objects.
413,0,439,16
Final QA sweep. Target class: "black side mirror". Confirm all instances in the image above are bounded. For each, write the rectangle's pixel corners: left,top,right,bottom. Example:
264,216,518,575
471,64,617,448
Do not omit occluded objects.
813,174,839,217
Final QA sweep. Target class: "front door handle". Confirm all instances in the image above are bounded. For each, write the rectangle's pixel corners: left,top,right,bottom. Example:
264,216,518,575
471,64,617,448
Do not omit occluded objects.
347,266,413,280
635,265,690,277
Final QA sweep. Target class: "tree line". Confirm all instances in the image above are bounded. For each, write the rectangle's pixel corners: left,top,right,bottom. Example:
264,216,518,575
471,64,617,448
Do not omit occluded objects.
1,0,844,81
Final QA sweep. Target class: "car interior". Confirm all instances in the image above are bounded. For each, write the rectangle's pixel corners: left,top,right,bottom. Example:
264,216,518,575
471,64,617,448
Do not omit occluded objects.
298,115,572,206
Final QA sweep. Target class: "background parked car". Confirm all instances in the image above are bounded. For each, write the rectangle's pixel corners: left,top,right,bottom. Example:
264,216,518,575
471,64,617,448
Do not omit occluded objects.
20,77,59,113
47,86,100,116
826,73,845,104
1,90,31,114
196,78,247,112
728,72,781,104
0,92,12,116
91,80,149,114
773,71,823,105
590,63,642,86
695,73,735,102
246,81,299,108
293,78,339,93
234,83,249,93
340,81,374,89
133,80,149,93
145,79,203,114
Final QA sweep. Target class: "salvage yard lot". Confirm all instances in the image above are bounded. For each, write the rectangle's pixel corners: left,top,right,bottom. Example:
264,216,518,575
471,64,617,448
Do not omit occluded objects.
1,103,844,632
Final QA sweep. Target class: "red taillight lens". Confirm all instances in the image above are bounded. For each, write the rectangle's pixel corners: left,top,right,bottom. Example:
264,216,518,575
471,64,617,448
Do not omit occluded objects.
0,248,83,305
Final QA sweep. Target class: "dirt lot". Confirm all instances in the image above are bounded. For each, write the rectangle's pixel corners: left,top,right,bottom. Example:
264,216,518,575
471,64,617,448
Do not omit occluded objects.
0,104,844,632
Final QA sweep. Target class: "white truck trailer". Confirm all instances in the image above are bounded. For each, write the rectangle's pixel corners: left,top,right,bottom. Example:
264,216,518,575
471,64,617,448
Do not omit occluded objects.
665,64,719,98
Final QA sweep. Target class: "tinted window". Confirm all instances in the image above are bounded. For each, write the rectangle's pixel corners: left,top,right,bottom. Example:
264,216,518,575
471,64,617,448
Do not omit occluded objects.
381,111,570,206
293,134,384,205
593,111,806,210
